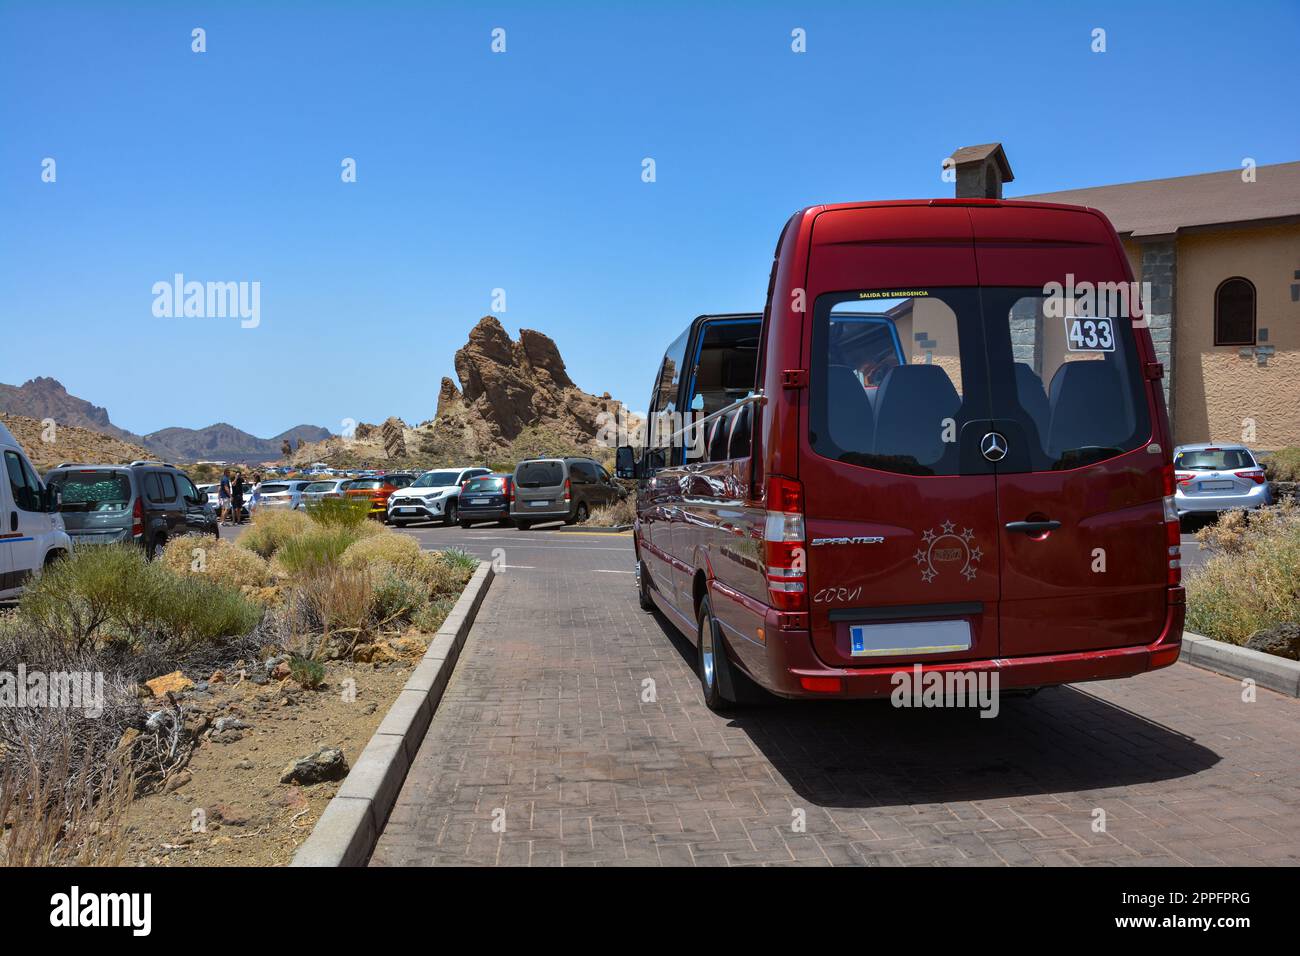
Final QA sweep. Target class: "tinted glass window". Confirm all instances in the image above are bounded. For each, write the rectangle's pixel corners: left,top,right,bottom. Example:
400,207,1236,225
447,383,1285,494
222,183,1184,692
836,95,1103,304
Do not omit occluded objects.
4,451,41,512
465,476,505,492
350,479,384,490
259,483,290,493
516,461,564,487
412,471,461,487
304,481,334,492
1175,448,1254,471
685,319,761,420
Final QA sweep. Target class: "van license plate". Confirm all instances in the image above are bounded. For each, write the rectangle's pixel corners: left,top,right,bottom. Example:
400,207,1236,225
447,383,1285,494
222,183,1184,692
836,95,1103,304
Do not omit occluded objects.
849,620,972,658
1199,481,1233,491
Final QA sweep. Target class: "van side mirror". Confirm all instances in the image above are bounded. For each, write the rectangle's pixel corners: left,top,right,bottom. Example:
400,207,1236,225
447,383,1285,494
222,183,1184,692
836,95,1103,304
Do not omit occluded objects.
44,487,62,513
615,445,636,479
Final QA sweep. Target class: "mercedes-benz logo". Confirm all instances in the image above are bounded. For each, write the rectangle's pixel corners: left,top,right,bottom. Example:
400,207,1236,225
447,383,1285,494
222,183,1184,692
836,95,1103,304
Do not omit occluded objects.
980,431,1008,462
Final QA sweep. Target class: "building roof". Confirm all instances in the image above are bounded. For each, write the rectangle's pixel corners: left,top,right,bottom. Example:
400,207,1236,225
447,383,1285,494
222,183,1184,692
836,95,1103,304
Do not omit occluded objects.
1014,161,1300,238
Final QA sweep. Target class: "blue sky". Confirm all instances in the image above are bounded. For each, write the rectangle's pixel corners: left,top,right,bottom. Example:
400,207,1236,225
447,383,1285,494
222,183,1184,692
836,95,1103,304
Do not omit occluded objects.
2,0,1297,438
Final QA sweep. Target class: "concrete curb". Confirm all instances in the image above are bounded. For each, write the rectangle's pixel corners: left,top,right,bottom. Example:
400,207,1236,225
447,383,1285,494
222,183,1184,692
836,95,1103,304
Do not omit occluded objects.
1180,630,1300,697
290,560,495,866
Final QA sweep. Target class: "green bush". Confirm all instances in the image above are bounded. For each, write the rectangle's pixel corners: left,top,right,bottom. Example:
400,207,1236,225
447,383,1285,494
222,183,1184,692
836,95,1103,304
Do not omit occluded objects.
412,595,457,634
370,571,428,622
288,653,325,690
238,509,312,559
438,547,479,575
276,527,363,575
305,495,373,530
1187,506,1300,645
18,544,261,649
1264,447,1300,483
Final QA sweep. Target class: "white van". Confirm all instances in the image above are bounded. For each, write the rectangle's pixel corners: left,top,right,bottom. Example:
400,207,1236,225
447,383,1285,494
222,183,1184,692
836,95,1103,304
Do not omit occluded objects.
0,421,72,599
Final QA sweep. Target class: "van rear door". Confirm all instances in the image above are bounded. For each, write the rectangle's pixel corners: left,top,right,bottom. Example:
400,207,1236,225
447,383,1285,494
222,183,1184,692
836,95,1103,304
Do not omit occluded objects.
969,205,1170,656
799,206,1002,668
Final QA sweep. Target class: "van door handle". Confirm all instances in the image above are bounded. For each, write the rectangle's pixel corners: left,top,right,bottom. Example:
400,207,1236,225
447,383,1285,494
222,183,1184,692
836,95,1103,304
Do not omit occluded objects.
1005,520,1060,534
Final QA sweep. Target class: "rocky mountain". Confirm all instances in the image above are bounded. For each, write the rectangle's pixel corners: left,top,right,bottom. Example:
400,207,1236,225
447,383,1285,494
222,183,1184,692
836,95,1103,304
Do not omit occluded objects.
0,413,155,472
0,377,139,444
0,376,331,463
290,317,632,468
143,423,332,463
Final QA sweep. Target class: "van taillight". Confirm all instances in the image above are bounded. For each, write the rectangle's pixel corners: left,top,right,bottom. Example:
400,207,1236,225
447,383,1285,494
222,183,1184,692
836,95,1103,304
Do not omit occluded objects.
764,476,806,611
1161,465,1181,586
1234,468,1267,485
504,480,514,503
132,497,144,537
563,478,572,502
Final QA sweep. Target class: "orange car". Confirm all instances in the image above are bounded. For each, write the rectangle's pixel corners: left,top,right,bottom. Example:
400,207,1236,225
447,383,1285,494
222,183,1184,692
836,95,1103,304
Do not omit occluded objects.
344,474,416,521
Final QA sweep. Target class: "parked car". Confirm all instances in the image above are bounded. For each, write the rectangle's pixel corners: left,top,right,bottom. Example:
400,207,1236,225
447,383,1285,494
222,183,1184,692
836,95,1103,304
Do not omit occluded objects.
617,199,1184,710
44,460,217,561
458,473,515,527
253,478,316,512
345,475,407,521
510,457,620,529
296,478,351,509
1172,443,1272,520
0,422,71,598
387,467,491,526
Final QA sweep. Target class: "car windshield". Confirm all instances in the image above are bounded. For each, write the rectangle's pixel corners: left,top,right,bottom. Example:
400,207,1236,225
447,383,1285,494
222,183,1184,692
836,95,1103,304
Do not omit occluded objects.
412,471,461,488
516,461,564,488
1175,449,1254,471
48,471,132,512
465,476,504,492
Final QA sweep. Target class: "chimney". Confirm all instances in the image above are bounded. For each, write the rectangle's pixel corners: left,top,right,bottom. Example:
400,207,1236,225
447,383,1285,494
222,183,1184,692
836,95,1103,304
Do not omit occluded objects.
949,143,1014,199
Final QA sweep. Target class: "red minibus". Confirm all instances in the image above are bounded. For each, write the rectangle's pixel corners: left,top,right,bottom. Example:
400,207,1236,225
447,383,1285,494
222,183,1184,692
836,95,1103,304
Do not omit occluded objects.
617,199,1184,710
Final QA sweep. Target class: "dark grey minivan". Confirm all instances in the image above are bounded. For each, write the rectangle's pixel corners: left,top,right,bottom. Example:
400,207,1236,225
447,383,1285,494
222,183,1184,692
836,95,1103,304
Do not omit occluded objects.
44,461,218,559
510,457,621,529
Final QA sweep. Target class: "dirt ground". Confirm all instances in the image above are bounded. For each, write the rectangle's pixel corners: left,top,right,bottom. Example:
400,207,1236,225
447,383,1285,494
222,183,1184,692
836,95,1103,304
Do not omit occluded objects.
121,659,413,867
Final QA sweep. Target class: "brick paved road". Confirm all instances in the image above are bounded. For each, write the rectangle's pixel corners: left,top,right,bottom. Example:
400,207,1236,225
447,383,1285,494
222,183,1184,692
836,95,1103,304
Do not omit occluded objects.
366,524,1300,866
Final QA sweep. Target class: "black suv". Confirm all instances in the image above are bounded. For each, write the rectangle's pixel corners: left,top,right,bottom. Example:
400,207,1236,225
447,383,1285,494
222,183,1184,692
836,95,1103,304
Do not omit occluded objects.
44,461,219,559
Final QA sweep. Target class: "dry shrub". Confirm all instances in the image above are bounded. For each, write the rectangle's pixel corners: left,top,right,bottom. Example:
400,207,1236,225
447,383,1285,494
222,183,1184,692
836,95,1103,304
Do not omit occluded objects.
1195,499,1300,555
238,508,312,558
1187,503,1300,644
422,550,476,598
0,742,134,867
161,534,272,593
276,526,364,576
1264,447,1300,482
287,564,374,658
340,531,425,580
588,495,636,527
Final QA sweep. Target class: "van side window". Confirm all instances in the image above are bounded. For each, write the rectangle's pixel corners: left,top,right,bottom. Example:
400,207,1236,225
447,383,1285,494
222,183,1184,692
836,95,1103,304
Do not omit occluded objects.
645,327,693,471
729,403,752,459
4,451,42,512
684,319,761,422
146,473,167,502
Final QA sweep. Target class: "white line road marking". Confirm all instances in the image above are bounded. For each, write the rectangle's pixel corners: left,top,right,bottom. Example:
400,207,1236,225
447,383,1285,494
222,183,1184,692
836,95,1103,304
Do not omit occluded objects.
593,569,633,574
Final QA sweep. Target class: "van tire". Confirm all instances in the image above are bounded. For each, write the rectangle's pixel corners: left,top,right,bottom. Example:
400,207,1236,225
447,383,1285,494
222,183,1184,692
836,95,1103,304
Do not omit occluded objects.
149,538,166,562
697,595,734,712
637,559,655,611
567,502,589,525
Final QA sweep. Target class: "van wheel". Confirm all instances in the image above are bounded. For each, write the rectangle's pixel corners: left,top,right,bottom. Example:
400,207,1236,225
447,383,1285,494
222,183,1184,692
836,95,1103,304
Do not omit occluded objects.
150,538,166,561
567,502,589,525
443,501,458,526
637,559,655,611
697,595,732,712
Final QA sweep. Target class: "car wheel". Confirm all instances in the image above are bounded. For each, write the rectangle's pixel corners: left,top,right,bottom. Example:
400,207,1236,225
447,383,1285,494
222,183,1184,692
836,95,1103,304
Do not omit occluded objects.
393,520,408,528
459,519,472,529
637,559,654,612
515,520,531,531
697,595,729,712
443,500,458,526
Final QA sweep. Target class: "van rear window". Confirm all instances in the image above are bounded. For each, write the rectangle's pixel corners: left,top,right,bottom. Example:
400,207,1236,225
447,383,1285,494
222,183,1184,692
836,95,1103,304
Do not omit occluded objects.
810,288,1150,475
49,471,131,512
516,461,564,487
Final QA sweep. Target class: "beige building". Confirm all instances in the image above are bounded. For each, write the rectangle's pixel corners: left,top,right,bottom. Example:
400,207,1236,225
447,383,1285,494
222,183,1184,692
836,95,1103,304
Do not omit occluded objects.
1016,161,1300,449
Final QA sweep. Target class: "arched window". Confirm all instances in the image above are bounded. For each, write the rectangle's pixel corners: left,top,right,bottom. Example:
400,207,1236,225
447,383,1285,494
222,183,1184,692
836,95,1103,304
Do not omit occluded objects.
1215,277,1256,346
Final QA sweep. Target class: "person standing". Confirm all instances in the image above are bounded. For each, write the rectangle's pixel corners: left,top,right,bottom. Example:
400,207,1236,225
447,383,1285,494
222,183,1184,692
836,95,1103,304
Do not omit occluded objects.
231,471,246,524
218,469,232,525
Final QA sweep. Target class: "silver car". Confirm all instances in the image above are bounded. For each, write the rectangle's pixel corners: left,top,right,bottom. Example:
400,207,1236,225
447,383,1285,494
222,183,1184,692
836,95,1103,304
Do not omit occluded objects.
296,478,351,509
253,479,315,512
1173,443,1272,518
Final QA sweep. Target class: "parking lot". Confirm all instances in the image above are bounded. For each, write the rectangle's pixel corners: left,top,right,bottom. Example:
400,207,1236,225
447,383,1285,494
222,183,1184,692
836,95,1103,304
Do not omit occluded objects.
336,518,1300,867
